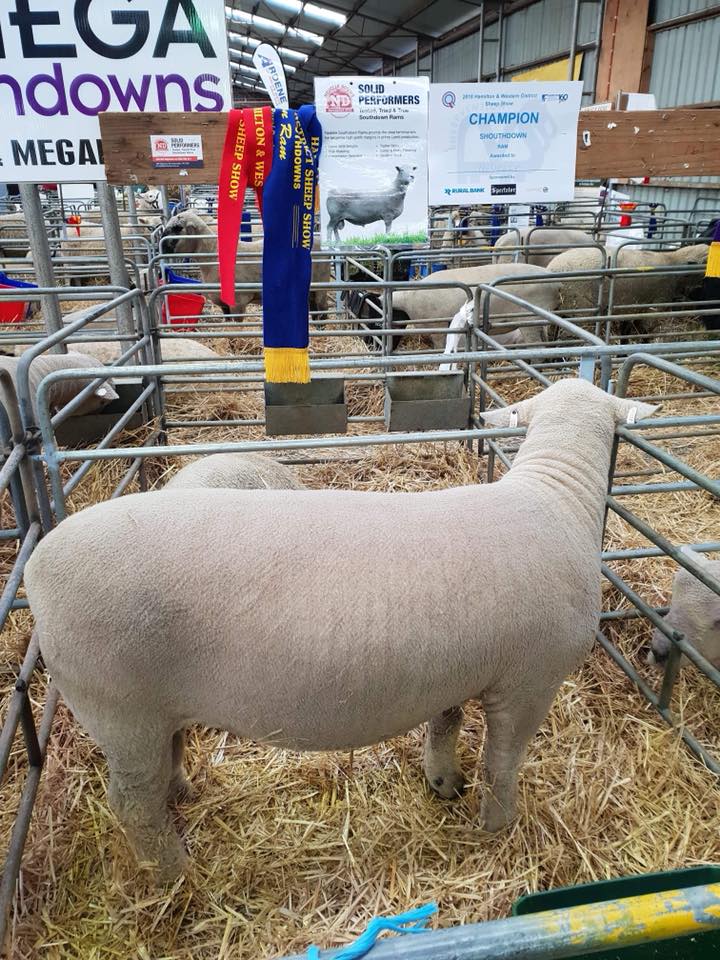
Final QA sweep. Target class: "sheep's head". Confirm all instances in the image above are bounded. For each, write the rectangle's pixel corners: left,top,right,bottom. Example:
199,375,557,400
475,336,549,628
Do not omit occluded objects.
649,548,720,669
671,243,709,265
480,378,659,431
160,211,209,255
136,188,162,213
395,166,417,190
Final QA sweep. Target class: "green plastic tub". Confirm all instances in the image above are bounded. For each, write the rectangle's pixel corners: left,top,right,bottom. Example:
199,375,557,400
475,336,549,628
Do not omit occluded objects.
512,865,720,959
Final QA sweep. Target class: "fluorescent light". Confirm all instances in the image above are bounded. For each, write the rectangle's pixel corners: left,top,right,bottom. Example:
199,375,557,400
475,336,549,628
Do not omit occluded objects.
227,33,309,62
227,32,261,48
277,45,309,62
225,6,323,44
263,0,346,26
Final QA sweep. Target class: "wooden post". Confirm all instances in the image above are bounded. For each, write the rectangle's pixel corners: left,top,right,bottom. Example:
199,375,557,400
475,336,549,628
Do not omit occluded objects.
99,109,720,185
595,0,651,104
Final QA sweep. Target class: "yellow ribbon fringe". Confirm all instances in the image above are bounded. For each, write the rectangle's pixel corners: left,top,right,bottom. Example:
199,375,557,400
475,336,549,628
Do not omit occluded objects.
264,347,311,383
706,242,720,278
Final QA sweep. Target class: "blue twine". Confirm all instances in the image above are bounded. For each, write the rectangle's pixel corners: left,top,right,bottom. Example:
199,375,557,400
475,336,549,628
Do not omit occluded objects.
306,902,437,960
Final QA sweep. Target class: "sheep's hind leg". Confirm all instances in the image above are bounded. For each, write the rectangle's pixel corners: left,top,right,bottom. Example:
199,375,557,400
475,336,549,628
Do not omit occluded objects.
168,729,196,803
481,685,557,832
105,724,188,880
424,705,465,799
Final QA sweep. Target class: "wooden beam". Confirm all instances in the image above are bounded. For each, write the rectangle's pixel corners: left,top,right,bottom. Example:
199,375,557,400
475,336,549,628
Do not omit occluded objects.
595,0,650,104
99,109,720,185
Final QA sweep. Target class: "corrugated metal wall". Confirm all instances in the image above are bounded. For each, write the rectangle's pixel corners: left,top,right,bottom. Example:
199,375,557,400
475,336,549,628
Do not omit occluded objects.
624,0,720,220
392,0,720,220
394,0,601,100
652,0,718,23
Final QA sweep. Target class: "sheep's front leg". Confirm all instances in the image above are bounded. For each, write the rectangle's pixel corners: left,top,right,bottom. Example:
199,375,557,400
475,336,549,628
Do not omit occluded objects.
384,218,393,234
424,705,465,799
481,686,557,832
106,728,187,881
168,729,196,803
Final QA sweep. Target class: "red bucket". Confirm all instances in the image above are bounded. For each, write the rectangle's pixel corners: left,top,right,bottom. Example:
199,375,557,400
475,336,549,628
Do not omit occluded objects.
160,269,205,331
0,273,37,324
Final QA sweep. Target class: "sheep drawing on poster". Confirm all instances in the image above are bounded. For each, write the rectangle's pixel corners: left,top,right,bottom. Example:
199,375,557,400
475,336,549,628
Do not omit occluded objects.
314,76,429,248
325,164,417,244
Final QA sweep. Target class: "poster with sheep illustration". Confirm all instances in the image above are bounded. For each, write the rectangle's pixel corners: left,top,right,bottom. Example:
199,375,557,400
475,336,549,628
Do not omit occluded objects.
314,76,429,248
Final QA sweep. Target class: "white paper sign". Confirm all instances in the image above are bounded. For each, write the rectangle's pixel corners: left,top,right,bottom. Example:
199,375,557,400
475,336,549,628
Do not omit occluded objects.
0,0,231,182
428,81,583,205
150,134,204,169
314,76,429,248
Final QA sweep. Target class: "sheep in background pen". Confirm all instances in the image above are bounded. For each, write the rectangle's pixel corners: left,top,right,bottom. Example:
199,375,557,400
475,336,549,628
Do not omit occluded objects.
160,211,331,317
0,352,118,421
326,166,416,244
546,243,710,336
23,378,658,879
164,453,305,491
438,209,488,249
649,547,720,669
389,262,560,349
0,212,30,258
493,228,596,267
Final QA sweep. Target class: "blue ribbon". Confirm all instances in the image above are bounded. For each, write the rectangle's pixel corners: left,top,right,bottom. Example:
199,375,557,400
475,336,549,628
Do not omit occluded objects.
306,902,437,960
262,105,321,354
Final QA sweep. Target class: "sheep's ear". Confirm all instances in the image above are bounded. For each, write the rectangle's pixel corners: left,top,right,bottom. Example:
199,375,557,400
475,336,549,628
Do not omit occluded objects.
481,398,532,428
610,395,660,424
395,165,401,172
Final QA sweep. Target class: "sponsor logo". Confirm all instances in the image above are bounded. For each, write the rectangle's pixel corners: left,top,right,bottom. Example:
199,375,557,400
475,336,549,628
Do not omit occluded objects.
153,138,169,152
325,84,353,116
491,183,517,196
541,93,569,102
441,91,456,108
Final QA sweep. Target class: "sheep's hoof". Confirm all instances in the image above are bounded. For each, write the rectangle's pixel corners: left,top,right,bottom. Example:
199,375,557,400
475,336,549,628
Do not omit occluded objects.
480,800,516,833
428,770,466,800
168,774,197,804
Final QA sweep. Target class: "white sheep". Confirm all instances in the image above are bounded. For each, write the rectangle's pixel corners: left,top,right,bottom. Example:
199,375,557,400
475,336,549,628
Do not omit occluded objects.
160,211,331,316
0,352,118,421
649,547,720,668
165,453,305,491
547,244,709,318
493,228,596,267
391,263,560,348
58,221,157,286
24,378,658,878
440,301,523,370
437,210,488,249
16,337,222,365
0,212,30,258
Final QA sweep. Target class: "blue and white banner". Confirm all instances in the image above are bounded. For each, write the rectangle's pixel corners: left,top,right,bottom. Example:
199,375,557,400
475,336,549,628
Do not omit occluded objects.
252,43,288,110
428,81,582,206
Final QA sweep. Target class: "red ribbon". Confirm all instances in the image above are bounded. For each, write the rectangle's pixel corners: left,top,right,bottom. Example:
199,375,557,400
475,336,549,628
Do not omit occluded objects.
217,107,273,307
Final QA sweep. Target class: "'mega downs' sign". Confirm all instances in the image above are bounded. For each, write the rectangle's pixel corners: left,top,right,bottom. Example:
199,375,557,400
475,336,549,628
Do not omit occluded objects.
0,0,231,182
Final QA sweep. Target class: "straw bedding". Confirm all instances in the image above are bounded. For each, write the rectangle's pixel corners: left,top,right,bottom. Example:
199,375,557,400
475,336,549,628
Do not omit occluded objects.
1,337,719,959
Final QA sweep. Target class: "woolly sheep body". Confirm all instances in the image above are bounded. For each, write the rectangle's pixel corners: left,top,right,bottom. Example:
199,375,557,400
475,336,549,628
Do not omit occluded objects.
0,212,29,258
494,228,596,267
392,263,560,347
649,548,720,668
160,211,331,315
24,378,657,878
165,453,305,491
0,352,118,420
547,244,709,316
61,338,221,365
